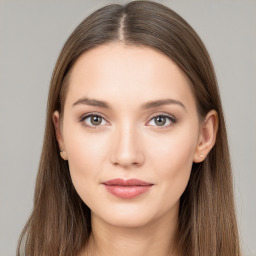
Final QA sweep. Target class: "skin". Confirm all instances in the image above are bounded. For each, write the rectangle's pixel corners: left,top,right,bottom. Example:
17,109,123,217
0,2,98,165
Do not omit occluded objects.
53,42,218,256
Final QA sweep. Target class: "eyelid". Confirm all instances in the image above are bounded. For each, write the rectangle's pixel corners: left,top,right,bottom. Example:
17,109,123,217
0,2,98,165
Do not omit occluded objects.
79,111,177,129
149,112,175,120
80,111,107,121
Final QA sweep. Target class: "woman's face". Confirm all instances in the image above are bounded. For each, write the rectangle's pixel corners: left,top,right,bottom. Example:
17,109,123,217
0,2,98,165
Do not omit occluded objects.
54,43,203,227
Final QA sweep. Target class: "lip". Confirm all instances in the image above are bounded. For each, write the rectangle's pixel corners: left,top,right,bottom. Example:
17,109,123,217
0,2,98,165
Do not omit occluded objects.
102,178,153,199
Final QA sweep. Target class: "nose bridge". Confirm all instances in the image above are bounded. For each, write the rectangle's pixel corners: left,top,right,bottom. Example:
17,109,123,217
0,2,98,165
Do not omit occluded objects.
110,120,144,167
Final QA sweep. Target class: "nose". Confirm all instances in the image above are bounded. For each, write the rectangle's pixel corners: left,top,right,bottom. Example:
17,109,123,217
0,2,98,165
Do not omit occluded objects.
110,124,145,168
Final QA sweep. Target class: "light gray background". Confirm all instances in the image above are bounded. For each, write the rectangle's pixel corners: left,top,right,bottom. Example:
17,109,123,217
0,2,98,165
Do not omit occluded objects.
0,0,255,255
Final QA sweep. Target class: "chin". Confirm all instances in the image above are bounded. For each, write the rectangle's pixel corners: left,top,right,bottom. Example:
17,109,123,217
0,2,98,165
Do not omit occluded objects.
102,213,154,228
91,203,158,228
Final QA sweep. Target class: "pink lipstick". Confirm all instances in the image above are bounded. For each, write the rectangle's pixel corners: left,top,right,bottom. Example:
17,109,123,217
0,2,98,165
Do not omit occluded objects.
103,178,153,199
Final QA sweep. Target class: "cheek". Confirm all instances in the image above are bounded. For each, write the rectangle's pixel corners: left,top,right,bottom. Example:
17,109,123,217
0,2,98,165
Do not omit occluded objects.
68,134,104,168
63,126,109,202
147,126,198,203
149,125,197,171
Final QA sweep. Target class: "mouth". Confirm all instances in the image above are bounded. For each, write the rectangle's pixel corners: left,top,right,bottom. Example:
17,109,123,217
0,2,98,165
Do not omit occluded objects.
102,178,153,199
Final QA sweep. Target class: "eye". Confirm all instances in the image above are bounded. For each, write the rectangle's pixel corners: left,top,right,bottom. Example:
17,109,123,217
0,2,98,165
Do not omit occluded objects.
147,113,176,128
80,112,176,129
80,113,108,128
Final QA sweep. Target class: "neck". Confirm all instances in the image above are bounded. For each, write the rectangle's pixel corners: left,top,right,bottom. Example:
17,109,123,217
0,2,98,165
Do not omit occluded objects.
82,208,179,256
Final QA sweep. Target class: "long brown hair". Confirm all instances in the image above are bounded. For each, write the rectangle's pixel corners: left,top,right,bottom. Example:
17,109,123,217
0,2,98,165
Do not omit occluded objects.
17,1,241,255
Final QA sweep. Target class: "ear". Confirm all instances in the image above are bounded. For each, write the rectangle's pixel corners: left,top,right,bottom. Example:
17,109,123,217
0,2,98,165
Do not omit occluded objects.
193,110,218,163
52,111,68,160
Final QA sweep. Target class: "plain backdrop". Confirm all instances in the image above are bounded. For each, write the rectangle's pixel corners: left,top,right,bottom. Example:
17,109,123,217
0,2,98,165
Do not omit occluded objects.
0,0,255,255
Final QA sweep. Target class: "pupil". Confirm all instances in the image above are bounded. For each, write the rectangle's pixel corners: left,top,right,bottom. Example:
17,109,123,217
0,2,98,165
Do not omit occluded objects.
91,115,102,125
155,116,166,126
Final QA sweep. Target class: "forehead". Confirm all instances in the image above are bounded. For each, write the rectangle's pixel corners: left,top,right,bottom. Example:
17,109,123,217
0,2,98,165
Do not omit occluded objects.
65,42,196,112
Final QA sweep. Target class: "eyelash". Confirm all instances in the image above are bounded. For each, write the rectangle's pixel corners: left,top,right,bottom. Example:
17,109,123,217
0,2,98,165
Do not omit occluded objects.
79,112,177,130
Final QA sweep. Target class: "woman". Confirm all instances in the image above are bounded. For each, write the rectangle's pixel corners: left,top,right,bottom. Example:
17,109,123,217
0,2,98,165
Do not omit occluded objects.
17,1,241,255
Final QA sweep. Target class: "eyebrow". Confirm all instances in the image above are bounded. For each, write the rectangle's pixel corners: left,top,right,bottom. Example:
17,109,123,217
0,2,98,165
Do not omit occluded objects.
72,97,186,110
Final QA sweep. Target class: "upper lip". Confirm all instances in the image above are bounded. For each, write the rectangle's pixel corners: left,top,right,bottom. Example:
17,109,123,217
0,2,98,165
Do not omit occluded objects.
103,178,153,186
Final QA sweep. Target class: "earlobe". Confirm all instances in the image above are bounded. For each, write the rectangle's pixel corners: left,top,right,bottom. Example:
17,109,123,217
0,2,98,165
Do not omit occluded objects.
193,110,218,163
60,149,68,160
52,111,68,160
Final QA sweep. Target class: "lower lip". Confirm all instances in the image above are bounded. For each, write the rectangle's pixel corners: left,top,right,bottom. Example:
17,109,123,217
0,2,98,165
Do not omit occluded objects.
104,185,152,199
